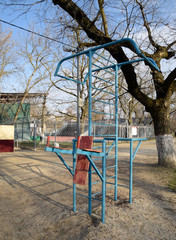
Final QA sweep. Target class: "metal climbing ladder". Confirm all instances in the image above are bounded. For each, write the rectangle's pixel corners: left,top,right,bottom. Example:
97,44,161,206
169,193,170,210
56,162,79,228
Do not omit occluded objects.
45,38,160,222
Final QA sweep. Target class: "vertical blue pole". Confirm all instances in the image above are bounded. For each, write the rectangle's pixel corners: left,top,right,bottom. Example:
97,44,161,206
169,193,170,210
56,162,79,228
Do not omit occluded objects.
88,49,93,136
88,50,93,215
129,139,133,203
73,140,76,212
114,66,119,201
88,163,92,215
102,140,106,223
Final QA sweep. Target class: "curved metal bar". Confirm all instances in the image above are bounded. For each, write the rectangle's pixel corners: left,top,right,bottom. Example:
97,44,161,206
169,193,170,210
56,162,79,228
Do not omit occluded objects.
54,38,160,82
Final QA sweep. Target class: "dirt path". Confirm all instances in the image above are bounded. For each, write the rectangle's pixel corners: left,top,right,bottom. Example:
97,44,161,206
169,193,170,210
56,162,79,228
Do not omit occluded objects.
0,140,175,240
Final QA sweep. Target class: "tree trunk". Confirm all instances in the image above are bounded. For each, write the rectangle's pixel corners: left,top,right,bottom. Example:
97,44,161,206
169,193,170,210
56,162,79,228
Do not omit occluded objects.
151,108,176,167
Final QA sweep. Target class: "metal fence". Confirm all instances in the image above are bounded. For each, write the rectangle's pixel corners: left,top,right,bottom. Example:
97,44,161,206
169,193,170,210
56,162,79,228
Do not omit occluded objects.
3,120,154,149
45,121,154,139
1,120,155,140
15,120,155,140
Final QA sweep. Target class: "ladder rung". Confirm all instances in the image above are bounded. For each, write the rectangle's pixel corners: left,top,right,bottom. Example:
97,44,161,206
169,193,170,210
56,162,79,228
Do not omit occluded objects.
94,99,115,106
92,86,115,95
93,75,115,85
92,123,116,126
92,110,116,116
94,52,115,65
92,62,115,76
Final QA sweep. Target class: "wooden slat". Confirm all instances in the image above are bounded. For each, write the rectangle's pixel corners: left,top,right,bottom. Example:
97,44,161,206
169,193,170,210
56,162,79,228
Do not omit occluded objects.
73,136,94,185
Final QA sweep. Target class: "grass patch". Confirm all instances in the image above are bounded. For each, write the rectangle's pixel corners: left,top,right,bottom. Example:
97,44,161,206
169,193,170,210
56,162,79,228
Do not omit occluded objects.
59,142,73,148
15,140,73,150
17,141,45,150
168,169,176,192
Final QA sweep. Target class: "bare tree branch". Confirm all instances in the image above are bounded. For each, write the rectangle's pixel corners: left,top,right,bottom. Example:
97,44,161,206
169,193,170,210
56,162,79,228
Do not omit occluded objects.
98,0,109,37
135,0,159,49
163,67,176,93
167,40,176,50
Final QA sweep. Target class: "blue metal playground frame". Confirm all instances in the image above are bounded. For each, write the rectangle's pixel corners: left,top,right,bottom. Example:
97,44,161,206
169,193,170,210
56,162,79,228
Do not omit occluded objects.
45,38,160,223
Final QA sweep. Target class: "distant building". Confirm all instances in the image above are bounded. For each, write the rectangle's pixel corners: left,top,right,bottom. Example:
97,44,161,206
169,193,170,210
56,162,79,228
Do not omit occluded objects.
0,93,45,141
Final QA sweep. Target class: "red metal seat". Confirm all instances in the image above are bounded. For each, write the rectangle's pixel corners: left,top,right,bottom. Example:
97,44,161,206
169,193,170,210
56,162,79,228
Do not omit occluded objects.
73,136,94,185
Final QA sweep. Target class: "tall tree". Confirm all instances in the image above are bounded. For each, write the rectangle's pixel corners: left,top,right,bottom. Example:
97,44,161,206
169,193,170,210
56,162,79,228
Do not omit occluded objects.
1,0,176,166
51,0,176,167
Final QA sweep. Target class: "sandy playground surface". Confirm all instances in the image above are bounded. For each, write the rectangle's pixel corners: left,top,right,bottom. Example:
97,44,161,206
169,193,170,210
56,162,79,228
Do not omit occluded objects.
0,140,176,240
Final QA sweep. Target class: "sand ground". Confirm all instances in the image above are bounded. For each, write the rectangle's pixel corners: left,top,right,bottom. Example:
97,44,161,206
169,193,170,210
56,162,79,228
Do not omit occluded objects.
0,140,175,240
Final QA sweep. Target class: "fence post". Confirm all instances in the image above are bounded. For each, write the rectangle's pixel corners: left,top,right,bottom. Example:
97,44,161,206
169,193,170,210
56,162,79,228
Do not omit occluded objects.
34,120,36,151
16,122,19,148
54,118,57,145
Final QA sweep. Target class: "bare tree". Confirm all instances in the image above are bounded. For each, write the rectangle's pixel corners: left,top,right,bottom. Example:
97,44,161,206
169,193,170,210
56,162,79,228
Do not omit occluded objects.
1,0,176,166
0,25,14,91
14,33,55,122
50,0,176,167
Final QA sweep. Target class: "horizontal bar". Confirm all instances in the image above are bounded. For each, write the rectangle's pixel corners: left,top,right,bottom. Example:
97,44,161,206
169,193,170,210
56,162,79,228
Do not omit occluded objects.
104,137,116,141
106,155,116,159
92,180,102,185
77,193,102,202
76,148,105,157
94,52,115,65
92,110,116,116
92,146,102,150
106,165,116,170
106,185,116,191
103,137,147,141
54,74,85,85
92,122,116,126
45,146,73,155
106,175,116,180
92,134,116,137
93,74,115,85
91,190,102,197
92,62,115,76
92,86,115,95
54,38,160,80
106,181,115,185
117,57,160,71
93,139,105,143
94,99,115,106
118,137,147,141
117,184,129,188
72,138,105,144
91,64,116,73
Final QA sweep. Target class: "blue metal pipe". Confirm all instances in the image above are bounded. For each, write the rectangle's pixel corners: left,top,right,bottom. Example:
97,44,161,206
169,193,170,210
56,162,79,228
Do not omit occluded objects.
54,38,160,84
73,140,76,212
94,99,115,106
114,65,119,201
92,86,115,95
92,62,116,76
129,139,133,203
94,52,115,65
55,38,160,75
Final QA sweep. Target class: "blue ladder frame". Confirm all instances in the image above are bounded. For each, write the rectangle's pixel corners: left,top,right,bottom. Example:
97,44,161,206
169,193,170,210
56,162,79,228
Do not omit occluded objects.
45,38,160,222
